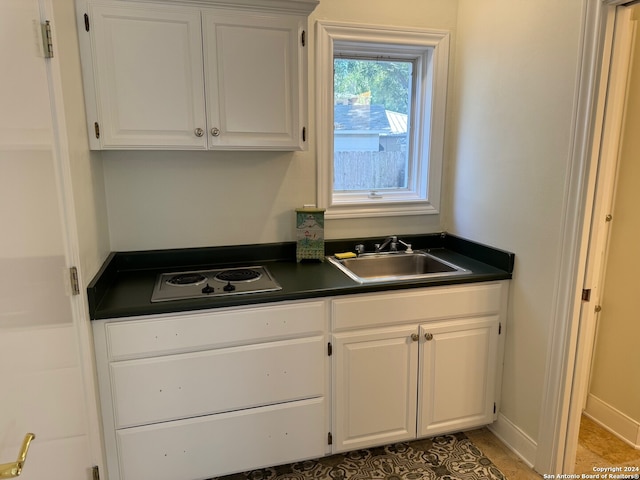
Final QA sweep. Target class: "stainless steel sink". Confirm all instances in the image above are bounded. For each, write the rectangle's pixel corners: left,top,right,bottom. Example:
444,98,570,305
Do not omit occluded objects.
327,251,471,283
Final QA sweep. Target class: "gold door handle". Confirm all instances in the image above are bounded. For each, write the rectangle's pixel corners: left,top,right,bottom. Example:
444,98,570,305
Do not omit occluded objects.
0,433,35,478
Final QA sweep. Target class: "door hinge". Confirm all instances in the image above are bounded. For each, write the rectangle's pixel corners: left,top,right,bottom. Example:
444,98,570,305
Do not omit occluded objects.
42,21,54,58
301,30,306,47
94,122,100,139
302,126,307,142
498,322,502,335
84,13,90,32
69,267,80,296
92,465,100,480
327,432,333,445
493,403,496,414
327,342,332,356
581,289,591,302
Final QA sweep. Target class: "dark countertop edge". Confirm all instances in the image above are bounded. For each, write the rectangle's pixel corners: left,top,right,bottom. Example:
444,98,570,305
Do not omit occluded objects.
87,232,514,320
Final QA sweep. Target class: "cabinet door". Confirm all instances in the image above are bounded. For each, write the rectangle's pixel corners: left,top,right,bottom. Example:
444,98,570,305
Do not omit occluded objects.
418,316,499,437
332,326,418,452
89,3,207,149
202,10,304,150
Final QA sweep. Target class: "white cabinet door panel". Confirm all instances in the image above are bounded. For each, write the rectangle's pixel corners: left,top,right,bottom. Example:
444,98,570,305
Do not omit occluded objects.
332,326,418,452
116,398,325,480
90,3,207,148
110,335,324,428
418,316,499,437
203,11,303,149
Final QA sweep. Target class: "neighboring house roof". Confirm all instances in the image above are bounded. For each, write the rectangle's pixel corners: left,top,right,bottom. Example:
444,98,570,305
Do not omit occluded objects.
385,110,408,135
334,104,408,135
334,104,391,133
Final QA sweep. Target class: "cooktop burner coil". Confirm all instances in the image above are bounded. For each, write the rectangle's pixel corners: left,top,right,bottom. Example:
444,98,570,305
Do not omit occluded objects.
214,268,262,283
166,273,208,286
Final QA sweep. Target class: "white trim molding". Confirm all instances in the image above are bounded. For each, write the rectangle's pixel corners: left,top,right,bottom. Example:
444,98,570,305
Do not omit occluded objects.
315,20,450,219
489,413,538,468
585,394,640,449
534,0,610,474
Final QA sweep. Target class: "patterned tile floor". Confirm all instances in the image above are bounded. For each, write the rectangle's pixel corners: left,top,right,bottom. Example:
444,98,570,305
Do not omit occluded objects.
466,428,542,479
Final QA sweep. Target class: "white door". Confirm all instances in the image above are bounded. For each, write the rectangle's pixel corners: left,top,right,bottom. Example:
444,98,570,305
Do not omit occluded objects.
332,326,418,452
0,1,98,478
418,316,499,437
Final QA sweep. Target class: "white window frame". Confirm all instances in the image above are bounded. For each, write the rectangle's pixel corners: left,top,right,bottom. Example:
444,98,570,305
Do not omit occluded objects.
315,21,450,219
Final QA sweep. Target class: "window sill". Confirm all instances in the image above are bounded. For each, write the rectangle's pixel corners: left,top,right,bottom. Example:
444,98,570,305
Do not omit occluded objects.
324,201,439,219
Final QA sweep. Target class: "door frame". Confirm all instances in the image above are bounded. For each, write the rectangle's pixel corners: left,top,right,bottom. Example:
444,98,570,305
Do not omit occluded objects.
562,4,637,472
37,0,105,472
535,0,637,473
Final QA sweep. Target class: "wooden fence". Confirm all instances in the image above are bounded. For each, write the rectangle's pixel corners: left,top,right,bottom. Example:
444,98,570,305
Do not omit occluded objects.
334,151,408,190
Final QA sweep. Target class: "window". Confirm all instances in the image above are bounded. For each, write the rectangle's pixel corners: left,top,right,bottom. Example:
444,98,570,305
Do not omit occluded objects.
316,21,450,218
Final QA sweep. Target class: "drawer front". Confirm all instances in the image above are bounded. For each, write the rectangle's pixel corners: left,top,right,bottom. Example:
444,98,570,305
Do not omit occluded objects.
105,300,326,360
332,282,505,331
111,335,324,428
116,397,326,480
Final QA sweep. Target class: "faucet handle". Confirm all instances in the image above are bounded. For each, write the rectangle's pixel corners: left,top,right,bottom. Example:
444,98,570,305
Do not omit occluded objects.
355,244,365,255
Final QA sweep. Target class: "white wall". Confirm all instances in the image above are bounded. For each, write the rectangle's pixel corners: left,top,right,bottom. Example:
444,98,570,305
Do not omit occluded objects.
450,0,585,448
101,0,457,251
53,0,110,280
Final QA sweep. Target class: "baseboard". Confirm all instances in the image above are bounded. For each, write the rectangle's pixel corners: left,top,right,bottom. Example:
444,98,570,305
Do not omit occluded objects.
488,413,538,468
584,394,640,449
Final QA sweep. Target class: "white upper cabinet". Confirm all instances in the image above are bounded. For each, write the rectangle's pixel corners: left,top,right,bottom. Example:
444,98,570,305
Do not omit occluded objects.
85,3,207,149
203,10,305,149
76,0,316,150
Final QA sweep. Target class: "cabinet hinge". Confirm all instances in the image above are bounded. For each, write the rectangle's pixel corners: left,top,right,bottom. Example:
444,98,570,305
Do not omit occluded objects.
498,322,502,335
84,13,90,32
70,267,80,296
41,21,54,58
94,122,100,139
328,432,333,445
581,289,591,302
302,126,307,142
92,465,100,480
327,342,332,356
301,30,306,47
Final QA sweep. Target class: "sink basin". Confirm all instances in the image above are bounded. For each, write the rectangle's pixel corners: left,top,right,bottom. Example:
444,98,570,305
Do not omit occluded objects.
327,251,471,284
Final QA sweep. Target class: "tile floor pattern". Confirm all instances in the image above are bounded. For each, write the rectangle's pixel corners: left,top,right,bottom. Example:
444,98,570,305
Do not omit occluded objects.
211,417,640,480
465,428,542,479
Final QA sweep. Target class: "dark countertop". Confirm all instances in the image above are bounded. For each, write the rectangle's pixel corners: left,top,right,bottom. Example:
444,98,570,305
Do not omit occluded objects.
87,233,515,320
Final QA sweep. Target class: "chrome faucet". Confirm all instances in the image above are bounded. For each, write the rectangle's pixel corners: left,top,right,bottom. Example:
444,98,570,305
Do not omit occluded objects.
375,236,413,253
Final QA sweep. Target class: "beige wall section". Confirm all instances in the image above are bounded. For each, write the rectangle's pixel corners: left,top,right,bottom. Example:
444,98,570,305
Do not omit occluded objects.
589,6,640,425
101,0,458,251
52,0,110,280
450,0,585,441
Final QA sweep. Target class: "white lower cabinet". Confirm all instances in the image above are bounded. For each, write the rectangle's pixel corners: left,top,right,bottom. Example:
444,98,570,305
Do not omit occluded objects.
332,325,419,452
92,300,328,480
331,282,507,452
93,282,508,479
117,398,325,480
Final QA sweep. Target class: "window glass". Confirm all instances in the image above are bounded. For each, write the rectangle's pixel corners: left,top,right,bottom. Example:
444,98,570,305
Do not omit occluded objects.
333,58,413,193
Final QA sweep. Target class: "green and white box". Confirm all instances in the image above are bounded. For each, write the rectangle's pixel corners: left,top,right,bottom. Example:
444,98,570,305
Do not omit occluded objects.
296,208,325,262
